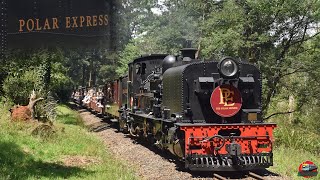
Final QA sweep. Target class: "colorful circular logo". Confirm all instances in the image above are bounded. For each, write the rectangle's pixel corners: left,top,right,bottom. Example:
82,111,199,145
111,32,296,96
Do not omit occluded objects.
210,84,242,117
298,161,318,178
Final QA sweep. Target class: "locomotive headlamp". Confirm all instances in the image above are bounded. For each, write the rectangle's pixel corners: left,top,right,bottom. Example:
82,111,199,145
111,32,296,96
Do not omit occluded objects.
218,58,239,77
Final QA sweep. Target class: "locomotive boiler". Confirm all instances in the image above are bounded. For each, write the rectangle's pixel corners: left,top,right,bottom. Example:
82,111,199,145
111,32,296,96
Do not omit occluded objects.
99,48,276,171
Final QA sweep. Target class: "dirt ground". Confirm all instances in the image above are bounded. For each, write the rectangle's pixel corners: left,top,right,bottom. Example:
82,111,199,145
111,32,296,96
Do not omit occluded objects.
77,108,288,180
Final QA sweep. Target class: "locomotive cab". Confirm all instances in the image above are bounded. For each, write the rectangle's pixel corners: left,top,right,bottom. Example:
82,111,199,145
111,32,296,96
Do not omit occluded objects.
128,54,167,112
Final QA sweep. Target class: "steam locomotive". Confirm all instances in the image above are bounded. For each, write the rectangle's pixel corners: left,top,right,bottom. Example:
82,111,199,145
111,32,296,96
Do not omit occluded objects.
75,48,276,171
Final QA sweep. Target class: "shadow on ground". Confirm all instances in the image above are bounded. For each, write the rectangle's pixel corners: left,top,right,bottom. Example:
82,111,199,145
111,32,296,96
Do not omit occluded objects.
56,113,83,126
0,141,92,180
87,121,110,132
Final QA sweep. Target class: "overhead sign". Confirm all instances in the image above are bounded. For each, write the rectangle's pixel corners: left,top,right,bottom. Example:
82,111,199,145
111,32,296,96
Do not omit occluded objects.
18,15,109,32
210,84,242,117
0,0,115,51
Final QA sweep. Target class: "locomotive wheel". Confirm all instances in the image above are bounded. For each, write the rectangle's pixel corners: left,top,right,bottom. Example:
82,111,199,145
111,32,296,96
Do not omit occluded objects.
118,118,128,133
118,112,128,133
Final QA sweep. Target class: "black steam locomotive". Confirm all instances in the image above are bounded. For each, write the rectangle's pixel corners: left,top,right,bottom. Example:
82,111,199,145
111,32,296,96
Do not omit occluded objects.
76,48,276,171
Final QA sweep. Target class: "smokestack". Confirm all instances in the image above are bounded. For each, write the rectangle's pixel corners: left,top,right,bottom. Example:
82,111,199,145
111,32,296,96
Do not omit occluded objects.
180,48,198,60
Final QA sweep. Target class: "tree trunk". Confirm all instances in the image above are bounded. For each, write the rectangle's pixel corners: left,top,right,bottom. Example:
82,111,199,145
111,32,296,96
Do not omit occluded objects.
44,59,51,90
88,58,93,87
27,90,44,120
11,91,44,121
82,64,86,87
288,95,295,123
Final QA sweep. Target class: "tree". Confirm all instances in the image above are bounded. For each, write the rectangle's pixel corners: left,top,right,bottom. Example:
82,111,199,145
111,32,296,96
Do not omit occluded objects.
199,0,320,115
116,40,141,76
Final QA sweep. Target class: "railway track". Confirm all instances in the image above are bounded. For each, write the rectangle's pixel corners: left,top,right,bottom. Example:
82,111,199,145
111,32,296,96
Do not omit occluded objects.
248,171,265,180
213,171,267,180
213,173,227,180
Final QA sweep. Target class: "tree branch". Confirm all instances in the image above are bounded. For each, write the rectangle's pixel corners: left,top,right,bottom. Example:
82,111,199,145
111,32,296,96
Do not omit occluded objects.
263,110,296,120
281,68,306,77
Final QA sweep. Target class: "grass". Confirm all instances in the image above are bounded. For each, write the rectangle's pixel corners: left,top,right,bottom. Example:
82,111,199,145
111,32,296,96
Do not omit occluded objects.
267,114,320,179
270,146,320,179
0,104,136,180
273,123,320,154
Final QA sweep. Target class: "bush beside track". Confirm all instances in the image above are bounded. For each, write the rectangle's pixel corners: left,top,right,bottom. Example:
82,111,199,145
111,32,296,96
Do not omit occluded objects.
270,121,320,179
0,104,136,180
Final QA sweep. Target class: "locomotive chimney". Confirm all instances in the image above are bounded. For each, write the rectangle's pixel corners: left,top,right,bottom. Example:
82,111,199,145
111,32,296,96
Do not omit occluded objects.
180,48,198,61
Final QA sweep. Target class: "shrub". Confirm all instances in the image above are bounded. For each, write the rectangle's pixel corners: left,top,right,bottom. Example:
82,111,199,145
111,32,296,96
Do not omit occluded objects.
50,72,74,102
34,93,58,122
2,68,45,105
2,67,58,122
274,124,320,155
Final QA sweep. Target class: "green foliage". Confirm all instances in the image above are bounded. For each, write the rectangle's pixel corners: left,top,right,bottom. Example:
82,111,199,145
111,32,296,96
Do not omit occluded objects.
34,94,58,122
97,64,118,83
50,71,74,102
199,0,320,113
114,0,202,76
2,68,45,105
274,124,320,155
139,5,200,54
268,93,320,155
116,41,142,76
